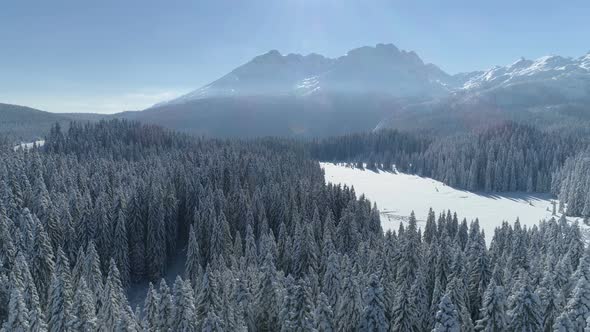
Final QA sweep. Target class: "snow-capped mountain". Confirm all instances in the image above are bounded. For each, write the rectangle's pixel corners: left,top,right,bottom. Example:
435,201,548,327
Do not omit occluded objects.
156,43,454,107
462,53,590,91
376,52,590,133
142,44,590,137
299,43,454,97
450,52,590,110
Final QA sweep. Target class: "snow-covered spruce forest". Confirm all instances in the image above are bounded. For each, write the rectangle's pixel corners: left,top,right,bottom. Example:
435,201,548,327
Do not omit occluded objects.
1,120,590,331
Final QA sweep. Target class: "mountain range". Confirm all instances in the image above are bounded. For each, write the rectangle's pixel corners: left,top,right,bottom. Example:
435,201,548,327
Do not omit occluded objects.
3,43,590,139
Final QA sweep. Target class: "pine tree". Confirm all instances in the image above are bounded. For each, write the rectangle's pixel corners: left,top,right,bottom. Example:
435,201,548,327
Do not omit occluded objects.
47,248,73,332
195,267,223,329
553,311,574,332
112,194,130,287
185,224,203,288
321,253,341,309
359,273,389,332
234,268,255,331
537,270,565,332
433,293,460,332
115,305,141,332
474,280,507,332
566,273,590,331
334,268,362,331
1,288,30,332
508,279,542,331
391,284,419,332
314,292,334,332
172,276,197,332
98,260,126,331
84,241,104,303
201,311,224,332
143,283,160,331
69,278,97,332
157,279,174,332
289,278,316,331
147,189,166,280
31,219,55,308
12,252,46,332
256,253,281,332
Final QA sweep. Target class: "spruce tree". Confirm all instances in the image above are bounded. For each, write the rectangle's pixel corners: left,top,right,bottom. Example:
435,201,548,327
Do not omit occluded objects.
433,293,460,332
47,248,73,332
474,280,507,332
69,278,97,332
172,276,198,332
1,288,30,332
359,273,389,332
314,292,334,332
508,278,542,331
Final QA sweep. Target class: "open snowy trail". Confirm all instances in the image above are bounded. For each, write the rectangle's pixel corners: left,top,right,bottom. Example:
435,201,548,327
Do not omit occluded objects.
321,162,583,245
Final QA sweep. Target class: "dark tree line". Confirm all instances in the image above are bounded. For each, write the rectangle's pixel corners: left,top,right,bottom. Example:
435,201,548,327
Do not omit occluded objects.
310,122,589,211
1,119,589,331
552,151,590,218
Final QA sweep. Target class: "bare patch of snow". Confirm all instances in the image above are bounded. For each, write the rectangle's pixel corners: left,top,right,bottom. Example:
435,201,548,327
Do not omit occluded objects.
321,162,583,245
14,140,45,151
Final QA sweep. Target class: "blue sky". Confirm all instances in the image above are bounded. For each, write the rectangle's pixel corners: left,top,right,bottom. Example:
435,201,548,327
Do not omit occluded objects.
1,0,589,113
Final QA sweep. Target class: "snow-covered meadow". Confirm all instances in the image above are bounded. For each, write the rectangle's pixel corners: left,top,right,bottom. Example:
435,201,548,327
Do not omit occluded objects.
321,162,583,244
13,140,45,151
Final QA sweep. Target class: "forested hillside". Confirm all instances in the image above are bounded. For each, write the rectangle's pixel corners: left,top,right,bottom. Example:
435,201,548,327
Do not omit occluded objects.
1,119,590,331
0,103,106,144
552,151,590,217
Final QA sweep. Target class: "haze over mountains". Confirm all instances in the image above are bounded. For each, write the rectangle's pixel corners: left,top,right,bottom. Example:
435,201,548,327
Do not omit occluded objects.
3,43,590,139
142,43,590,136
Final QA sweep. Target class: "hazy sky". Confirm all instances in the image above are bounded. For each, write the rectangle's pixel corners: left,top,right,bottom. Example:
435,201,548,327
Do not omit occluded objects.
1,0,589,114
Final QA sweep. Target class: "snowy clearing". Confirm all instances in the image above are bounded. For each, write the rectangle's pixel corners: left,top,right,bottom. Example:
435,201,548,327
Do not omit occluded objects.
321,162,583,245
13,140,45,151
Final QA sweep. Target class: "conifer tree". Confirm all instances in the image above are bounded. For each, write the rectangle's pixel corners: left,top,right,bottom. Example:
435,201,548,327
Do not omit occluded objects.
359,273,389,332
433,293,460,332
98,260,126,331
172,277,198,332
474,280,507,332
508,278,542,331
185,224,203,288
143,283,160,331
195,266,223,328
391,284,419,332
256,253,281,332
553,311,574,332
31,219,55,308
112,194,130,287
1,288,30,332
157,279,174,332
315,292,334,332
47,248,73,332
69,278,97,332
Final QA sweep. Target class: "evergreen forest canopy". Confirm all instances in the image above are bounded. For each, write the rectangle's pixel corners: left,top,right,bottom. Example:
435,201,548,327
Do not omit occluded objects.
1,119,590,331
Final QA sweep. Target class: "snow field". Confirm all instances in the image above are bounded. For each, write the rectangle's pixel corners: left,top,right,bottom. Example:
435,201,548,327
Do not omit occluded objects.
321,162,583,245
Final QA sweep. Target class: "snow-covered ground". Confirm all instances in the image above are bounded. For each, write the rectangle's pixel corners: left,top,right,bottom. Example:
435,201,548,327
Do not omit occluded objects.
13,140,45,151
321,162,583,245
127,248,187,310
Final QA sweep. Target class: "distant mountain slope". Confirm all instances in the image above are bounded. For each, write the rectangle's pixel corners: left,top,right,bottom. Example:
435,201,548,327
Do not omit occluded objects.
378,52,590,134
4,45,590,140
0,103,106,143
123,95,401,138
0,103,70,142
157,43,455,107
137,44,466,137
146,44,590,138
